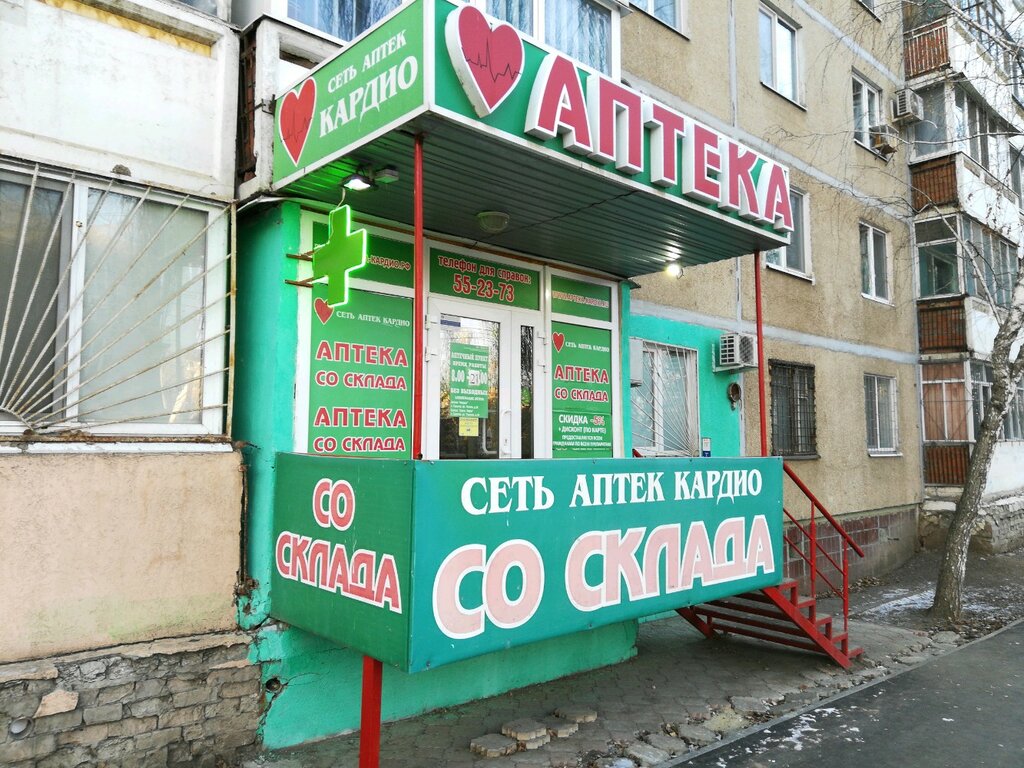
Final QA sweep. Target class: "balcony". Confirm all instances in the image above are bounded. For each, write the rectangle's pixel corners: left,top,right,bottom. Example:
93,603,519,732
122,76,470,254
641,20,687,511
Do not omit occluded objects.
904,11,1023,126
923,442,970,485
918,296,968,354
911,155,958,211
905,20,949,79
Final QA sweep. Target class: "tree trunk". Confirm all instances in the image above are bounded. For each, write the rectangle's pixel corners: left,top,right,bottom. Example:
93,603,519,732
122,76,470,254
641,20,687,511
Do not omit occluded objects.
932,344,1019,623
931,415,999,623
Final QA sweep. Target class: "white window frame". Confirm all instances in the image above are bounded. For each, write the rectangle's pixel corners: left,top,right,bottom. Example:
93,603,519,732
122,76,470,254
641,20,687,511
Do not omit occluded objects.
865,373,899,454
852,73,882,148
0,163,229,438
860,221,891,303
631,0,687,35
915,216,963,299
921,361,969,442
759,4,800,103
475,0,622,77
630,340,699,455
284,0,408,43
765,188,811,279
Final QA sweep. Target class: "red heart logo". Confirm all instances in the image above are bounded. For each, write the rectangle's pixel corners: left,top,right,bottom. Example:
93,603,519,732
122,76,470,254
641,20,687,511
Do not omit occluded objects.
552,332,565,352
445,5,524,118
314,297,333,325
279,79,317,166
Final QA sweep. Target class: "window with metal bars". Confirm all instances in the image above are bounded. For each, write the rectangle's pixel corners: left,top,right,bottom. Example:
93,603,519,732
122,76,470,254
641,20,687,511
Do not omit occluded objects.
769,360,816,457
630,341,699,455
864,373,898,453
0,162,231,437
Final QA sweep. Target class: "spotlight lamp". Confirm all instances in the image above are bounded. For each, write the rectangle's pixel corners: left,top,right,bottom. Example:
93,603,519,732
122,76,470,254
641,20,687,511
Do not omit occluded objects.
341,171,374,191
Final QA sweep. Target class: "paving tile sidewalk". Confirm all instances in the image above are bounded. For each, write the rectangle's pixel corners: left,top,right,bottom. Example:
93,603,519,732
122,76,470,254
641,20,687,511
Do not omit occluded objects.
245,616,960,768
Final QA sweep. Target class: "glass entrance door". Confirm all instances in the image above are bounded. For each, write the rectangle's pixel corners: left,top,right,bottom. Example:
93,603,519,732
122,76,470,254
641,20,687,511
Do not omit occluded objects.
425,299,540,460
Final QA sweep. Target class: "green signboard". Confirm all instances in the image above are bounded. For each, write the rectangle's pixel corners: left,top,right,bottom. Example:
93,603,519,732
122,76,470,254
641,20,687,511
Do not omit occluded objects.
273,2,426,184
270,454,784,672
448,343,489,417
551,275,612,322
272,0,793,246
308,287,413,457
429,250,540,309
551,322,613,457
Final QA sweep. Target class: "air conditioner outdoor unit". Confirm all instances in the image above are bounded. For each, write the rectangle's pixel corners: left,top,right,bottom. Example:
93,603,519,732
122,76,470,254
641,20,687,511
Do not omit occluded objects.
892,88,925,125
870,123,900,155
718,332,757,370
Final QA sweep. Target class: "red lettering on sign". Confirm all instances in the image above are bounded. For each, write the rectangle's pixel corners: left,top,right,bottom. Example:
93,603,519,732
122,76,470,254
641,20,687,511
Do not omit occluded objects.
525,53,592,154
644,102,687,187
760,162,794,232
683,123,722,204
587,77,644,174
723,140,761,220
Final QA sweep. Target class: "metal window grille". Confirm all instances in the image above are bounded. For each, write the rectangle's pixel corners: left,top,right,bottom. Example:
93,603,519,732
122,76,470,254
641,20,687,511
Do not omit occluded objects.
0,161,232,438
770,361,816,457
630,341,699,456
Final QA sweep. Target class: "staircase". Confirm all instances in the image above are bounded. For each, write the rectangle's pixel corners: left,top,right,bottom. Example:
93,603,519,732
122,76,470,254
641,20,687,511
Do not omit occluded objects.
677,462,866,668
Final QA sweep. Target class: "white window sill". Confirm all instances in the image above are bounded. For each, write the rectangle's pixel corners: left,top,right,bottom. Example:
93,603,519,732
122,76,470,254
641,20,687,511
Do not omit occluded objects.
868,450,902,458
856,1,881,22
766,262,814,283
760,82,806,111
862,292,893,307
854,139,889,160
0,441,233,454
629,5,690,39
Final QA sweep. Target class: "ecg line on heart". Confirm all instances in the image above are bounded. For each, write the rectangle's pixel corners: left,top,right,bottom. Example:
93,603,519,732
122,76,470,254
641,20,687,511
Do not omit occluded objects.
463,41,521,84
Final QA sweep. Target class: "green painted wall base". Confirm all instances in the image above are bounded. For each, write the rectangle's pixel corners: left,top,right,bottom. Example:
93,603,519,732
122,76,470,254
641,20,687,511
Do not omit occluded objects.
252,620,638,749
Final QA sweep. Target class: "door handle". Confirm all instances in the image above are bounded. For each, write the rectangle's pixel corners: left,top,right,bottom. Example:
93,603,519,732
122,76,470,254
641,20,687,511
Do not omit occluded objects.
501,407,512,457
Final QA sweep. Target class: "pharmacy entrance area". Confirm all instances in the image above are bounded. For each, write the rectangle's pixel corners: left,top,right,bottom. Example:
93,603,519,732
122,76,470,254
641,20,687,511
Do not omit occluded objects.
234,0,793,756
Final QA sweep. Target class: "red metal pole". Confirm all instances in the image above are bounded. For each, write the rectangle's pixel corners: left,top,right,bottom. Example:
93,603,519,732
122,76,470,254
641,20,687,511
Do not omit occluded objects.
754,250,768,458
413,134,425,460
358,656,384,768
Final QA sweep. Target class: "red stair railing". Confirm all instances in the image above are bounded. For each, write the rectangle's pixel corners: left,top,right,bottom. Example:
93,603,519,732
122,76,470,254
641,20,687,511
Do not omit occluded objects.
781,462,865,640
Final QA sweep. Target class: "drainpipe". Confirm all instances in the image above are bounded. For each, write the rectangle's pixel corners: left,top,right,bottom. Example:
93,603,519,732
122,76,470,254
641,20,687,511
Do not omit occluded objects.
754,250,768,458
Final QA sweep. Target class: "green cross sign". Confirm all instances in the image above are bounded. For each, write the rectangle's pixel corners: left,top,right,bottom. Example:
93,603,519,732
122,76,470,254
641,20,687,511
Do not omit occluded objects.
312,205,368,306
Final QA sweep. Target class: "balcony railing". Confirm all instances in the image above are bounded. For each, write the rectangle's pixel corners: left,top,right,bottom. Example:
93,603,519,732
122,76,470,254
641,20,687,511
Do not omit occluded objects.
905,19,950,78
911,155,958,211
918,296,968,354
923,441,970,485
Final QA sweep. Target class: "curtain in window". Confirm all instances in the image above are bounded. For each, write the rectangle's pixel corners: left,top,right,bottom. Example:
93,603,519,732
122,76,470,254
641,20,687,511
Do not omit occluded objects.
546,0,610,74
488,0,533,35
78,192,208,425
288,0,398,40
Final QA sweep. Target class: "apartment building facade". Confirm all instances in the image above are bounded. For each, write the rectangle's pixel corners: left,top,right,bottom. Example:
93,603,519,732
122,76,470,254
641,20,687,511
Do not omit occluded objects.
0,0,259,765
904,0,1024,552
4,0,1005,765
627,0,922,581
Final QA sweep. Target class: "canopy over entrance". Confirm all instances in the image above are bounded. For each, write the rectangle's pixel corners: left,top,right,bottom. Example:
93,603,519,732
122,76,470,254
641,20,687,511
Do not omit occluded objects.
273,0,793,278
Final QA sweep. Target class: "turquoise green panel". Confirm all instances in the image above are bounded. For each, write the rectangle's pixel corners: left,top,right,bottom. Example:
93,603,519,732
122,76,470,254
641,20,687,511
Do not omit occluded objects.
627,314,744,458
252,620,636,749
233,202,302,626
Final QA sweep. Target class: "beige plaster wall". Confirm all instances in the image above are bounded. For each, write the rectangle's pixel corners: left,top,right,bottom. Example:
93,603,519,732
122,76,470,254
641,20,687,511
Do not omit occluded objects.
0,452,242,663
740,342,923,519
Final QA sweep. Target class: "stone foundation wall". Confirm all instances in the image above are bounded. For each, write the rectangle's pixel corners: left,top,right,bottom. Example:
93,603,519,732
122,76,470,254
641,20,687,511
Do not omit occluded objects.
920,492,1024,554
0,633,260,768
783,505,919,593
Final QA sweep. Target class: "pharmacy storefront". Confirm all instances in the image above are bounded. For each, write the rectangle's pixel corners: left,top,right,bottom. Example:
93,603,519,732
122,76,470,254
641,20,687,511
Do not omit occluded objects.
235,0,793,753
